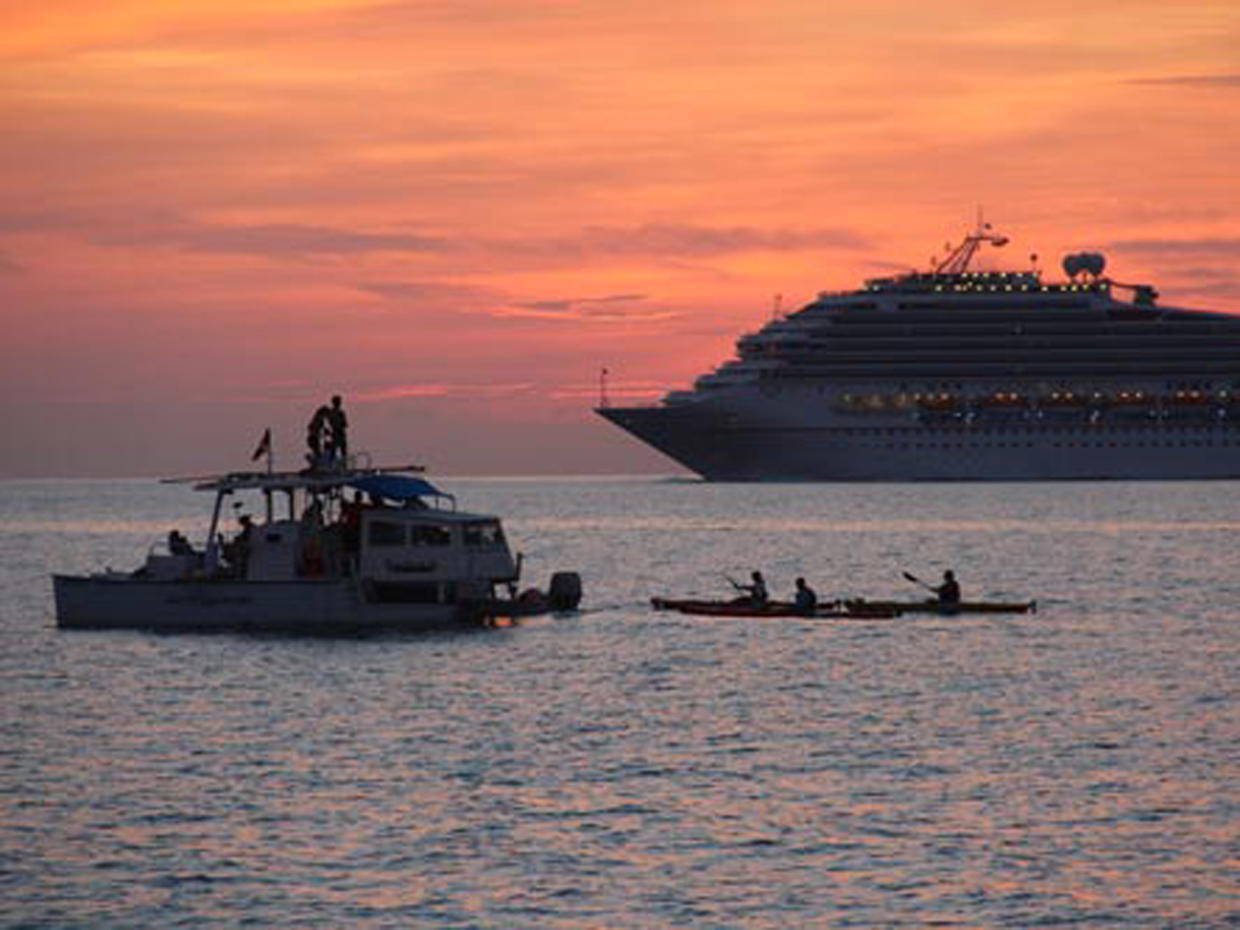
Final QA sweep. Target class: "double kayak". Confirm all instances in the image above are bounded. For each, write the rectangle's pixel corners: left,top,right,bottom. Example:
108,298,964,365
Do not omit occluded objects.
651,597,1036,619
650,598,901,619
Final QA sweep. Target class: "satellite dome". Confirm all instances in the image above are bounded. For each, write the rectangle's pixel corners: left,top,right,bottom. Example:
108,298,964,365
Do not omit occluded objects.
1062,253,1084,278
1085,252,1107,276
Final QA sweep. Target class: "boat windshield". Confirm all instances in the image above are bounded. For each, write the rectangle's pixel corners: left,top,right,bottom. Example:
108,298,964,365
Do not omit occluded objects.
463,522,505,548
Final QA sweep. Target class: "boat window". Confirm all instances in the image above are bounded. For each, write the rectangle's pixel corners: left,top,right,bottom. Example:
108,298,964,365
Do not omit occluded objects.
368,521,406,547
463,522,505,548
410,525,452,547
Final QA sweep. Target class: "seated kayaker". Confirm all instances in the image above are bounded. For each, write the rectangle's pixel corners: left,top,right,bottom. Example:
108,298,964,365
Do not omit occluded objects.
793,577,817,616
733,570,769,606
935,570,961,605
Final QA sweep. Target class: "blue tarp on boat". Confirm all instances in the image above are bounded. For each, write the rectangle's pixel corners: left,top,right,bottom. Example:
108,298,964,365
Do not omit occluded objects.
349,474,453,502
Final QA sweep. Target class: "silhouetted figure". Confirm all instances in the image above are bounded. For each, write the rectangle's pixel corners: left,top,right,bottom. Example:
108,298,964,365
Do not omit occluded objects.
224,514,254,577
340,491,364,553
306,402,331,460
738,570,768,606
935,570,961,605
325,394,348,460
794,577,818,616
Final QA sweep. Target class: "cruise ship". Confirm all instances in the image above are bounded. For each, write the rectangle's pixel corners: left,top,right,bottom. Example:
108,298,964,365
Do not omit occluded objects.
596,223,1240,480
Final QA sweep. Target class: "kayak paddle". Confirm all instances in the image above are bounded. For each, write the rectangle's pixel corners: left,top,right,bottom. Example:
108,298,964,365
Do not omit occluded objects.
902,571,937,592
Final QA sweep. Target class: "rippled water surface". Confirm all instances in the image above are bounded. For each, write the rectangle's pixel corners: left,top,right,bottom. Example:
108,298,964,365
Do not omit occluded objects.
2,478,1238,927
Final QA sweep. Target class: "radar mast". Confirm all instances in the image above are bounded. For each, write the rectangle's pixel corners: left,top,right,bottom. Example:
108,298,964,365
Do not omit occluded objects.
933,214,1010,275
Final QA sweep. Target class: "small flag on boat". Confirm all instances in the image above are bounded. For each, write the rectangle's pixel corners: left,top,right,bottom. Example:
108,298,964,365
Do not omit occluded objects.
251,428,272,461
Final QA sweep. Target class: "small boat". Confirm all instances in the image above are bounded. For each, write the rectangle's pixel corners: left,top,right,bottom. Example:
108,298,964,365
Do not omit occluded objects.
843,599,1036,615
53,459,582,634
650,598,901,619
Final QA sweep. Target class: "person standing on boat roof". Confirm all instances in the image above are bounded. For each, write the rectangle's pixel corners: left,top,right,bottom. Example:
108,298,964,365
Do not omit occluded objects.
794,577,817,616
306,401,331,460
935,570,961,605
325,394,348,461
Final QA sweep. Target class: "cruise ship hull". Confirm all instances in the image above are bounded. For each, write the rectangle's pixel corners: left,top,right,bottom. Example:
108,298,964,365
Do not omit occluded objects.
598,405,1240,481
597,225,1240,482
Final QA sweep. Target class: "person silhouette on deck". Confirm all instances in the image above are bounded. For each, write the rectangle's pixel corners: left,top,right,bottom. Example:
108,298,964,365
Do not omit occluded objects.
325,394,348,461
306,401,331,460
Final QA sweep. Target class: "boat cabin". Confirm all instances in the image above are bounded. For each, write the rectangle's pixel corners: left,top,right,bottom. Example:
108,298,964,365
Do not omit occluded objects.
147,468,520,606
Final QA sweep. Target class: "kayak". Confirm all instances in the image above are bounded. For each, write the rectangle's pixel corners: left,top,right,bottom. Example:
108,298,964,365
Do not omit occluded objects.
843,599,1037,615
650,597,901,619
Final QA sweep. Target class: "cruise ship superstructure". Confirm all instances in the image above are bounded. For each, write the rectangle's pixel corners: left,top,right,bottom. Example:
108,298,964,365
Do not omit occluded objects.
596,224,1240,480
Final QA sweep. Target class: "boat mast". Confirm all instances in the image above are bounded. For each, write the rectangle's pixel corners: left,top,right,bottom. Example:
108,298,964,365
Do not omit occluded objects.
933,212,1010,275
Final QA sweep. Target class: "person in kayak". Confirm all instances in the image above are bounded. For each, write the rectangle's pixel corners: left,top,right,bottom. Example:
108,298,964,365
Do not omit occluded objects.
794,577,818,616
935,570,961,604
735,570,768,606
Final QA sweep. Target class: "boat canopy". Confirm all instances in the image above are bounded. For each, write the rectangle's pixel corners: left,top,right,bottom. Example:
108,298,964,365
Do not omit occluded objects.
177,463,429,494
349,474,453,503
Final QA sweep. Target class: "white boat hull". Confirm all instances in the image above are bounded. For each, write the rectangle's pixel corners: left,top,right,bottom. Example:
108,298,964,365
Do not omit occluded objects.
53,574,482,634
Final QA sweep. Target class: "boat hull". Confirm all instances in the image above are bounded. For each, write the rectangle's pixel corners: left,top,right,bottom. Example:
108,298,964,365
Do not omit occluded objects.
652,597,1033,618
844,599,1037,615
53,574,484,634
599,405,1240,481
650,597,900,619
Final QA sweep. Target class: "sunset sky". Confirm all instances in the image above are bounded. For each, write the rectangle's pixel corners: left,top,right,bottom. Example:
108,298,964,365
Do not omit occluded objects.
2,0,1237,476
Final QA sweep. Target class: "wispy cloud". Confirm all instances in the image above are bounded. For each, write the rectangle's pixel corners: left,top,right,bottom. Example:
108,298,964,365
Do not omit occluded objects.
354,381,537,401
105,220,449,257
8,209,869,265
354,280,498,302
1127,73,1240,87
1152,265,1240,303
548,378,669,401
527,224,869,258
498,293,673,322
0,208,448,257
1109,237,1240,257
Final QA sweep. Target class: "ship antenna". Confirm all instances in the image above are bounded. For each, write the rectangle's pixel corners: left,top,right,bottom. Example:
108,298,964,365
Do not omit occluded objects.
933,214,1010,275
599,366,610,409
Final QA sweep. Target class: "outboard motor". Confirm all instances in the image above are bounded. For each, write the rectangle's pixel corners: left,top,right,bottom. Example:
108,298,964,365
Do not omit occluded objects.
547,571,583,611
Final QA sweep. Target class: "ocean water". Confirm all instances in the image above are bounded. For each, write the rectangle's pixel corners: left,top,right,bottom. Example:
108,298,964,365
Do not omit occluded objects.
1,477,1237,928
